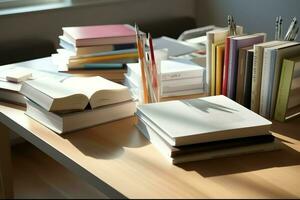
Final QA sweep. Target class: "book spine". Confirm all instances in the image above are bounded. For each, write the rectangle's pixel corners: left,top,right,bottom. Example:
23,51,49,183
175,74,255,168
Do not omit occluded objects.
211,43,216,95
222,37,230,96
274,60,294,122
161,70,204,81
227,39,236,99
243,50,254,109
236,48,247,104
206,33,213,95
259,49,274,118
216,45,224,95
250,46,260,112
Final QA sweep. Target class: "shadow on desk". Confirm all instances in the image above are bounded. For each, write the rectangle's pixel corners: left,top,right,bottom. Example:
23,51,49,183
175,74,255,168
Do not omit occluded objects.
62,117,149,160
178,117,300,177
177,143,300,177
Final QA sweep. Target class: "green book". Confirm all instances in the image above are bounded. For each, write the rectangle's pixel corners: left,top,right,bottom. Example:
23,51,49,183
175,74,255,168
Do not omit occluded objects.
274,56,300,122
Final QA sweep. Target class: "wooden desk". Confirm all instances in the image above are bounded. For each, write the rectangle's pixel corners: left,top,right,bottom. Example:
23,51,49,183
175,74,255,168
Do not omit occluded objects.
1,102,300,199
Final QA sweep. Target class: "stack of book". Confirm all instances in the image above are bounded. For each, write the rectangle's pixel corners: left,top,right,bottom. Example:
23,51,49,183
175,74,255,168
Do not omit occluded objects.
136,95,279,164
52,24,139,83
20,76,136,133
206,27,300,121
0,65,71,106
124,59,206,102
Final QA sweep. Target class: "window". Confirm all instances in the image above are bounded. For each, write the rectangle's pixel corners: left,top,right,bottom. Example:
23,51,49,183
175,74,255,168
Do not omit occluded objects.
0,0,71,15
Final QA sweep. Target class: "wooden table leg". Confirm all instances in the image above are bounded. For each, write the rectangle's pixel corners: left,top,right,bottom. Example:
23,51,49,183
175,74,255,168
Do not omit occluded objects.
0,123,13,199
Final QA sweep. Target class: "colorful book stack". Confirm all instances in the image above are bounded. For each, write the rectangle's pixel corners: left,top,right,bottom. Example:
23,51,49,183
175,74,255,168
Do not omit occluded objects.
20,76,136,134
52,24,139,83
124,59,206,103
136,95,279,164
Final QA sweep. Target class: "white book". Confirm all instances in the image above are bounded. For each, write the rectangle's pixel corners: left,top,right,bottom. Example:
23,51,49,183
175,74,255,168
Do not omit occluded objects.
260,42,300,118
250,41,287,113
136,117,279,164
26,99,136,134
153,36,198,57
0,89,25,106
21,76,132,113
159,59,204,81
126,60,205,82
136,95,271,146
124,74,204,98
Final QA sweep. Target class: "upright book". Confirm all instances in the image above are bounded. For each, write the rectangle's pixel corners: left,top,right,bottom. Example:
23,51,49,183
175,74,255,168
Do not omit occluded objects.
236,46,252,105
227,33,266,100
274,56,300,121
260,42,300,118
250,40,287,113
243,48,254,108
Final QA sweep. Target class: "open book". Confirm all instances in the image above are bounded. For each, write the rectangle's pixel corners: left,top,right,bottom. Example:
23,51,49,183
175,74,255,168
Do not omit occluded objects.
20,76,132,112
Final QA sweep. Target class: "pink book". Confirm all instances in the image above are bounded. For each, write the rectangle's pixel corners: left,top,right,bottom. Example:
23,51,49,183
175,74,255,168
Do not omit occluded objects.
63,24,136,47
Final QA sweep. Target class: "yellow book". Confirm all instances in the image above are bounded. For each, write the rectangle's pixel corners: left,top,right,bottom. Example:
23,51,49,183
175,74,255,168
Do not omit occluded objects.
216,44,225,95
69,52,138,65
211,41,224,96
210,43,216,95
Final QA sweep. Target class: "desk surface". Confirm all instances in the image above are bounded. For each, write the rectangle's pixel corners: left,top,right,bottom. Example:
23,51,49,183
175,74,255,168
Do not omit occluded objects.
1,102,300,198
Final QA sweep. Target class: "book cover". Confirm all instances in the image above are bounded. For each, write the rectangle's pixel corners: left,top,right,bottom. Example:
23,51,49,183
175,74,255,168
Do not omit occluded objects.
243,49,254,109
270,43,300,118
222,36,231,96
275,56,300,121
236,46,252,105
216,44,225,95
62,24,137,46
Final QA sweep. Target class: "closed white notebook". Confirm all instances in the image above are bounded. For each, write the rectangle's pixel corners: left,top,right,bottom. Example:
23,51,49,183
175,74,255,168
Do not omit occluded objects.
137,95,271,146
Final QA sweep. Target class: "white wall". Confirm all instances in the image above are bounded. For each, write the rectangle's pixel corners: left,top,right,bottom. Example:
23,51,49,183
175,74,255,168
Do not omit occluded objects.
0,0,196,47
195,0,300,41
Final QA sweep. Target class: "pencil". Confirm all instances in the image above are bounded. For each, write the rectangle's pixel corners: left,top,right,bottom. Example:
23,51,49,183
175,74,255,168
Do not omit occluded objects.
135,24,149,104
148,33,159,102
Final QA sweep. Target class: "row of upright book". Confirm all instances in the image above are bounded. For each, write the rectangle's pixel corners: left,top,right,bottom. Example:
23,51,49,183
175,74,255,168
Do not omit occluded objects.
206,27,300,122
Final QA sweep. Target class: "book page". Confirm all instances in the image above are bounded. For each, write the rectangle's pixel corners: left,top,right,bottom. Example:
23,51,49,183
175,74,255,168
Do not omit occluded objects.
61,76,127,99
25,78,82,99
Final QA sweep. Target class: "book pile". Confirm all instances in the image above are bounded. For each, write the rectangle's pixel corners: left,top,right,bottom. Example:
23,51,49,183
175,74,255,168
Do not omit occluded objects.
0,65,71,106
52,24,139,83
20,76,136,133
124,59,206,103
136,95,279,164
206,26,300,121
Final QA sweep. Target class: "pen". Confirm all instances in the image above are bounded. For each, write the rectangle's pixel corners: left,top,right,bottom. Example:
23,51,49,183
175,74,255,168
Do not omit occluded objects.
290,26,299,41
284,17,297,40
148,33,159,102
278,16,283,40
135,24,149,104
227,15,232,35
275,16,279,40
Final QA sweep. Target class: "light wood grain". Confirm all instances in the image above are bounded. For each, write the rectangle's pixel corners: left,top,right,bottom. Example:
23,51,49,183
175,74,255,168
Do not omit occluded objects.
0,122,14,199
1,102,300,198
12,143,107,199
